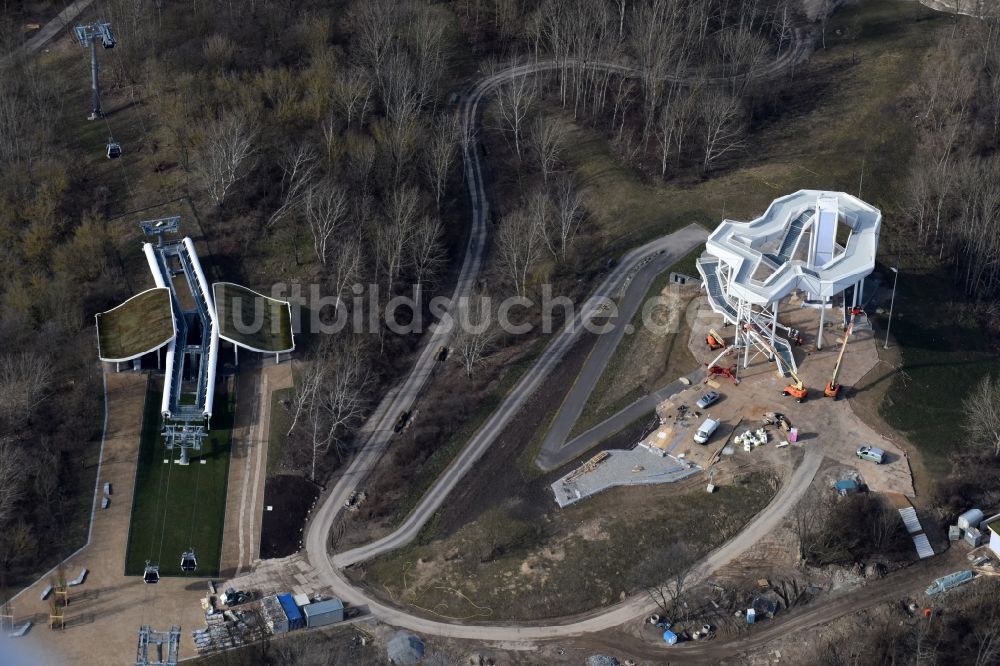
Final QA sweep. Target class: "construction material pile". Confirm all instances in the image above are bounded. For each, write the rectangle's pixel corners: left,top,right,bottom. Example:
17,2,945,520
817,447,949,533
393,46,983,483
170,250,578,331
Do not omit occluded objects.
192,603,266,655
735,428,768,451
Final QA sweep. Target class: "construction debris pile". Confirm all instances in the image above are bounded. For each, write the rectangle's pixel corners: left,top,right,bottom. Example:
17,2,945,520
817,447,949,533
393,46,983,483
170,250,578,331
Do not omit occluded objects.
735,428,768,451
387,631,425,665
566,451,610,482
192,582,350,656
191,585,266,655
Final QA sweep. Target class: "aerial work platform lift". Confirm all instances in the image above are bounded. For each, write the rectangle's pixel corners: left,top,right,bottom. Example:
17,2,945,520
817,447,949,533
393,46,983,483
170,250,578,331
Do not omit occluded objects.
825,307,863,399
742,323,809,402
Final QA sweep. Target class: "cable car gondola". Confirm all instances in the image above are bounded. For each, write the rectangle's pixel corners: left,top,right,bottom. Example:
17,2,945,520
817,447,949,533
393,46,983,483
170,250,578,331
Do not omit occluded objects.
143,561,160,584
180,549,197,573
106,140,122,159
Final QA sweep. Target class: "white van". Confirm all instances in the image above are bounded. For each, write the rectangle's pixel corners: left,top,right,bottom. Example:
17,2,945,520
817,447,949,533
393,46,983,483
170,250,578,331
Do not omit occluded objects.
694,418,720,444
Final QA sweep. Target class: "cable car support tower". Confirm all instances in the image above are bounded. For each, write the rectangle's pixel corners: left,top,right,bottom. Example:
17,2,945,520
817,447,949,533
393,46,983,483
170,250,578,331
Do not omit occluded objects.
74,21,116,120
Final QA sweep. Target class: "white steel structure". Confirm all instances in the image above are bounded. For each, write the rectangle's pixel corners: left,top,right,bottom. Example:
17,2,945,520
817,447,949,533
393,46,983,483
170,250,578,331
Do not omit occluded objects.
697,190,881,373
101,220,293,428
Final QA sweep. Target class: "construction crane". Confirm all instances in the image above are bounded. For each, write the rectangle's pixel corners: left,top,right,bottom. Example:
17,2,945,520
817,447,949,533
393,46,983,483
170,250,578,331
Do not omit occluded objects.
742,323,808,402
825,307,863,399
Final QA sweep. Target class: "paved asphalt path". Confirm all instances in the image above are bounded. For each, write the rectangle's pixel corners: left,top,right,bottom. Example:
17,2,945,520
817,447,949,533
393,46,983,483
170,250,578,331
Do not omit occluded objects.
533,232,708,472
1,0,95,66
313,450,822,642
301,23,822,647
314,32,819,573
333,223,708,568
540,366,708,471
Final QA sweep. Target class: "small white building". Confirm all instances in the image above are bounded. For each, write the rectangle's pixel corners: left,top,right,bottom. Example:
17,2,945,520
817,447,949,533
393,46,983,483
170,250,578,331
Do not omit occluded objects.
988,519,1000,558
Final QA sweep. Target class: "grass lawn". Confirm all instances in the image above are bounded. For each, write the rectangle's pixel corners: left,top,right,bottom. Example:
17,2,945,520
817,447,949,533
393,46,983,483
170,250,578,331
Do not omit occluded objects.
357,472,778,621
873,272,1000,474
96,287,174,360
571,248,703,438
124,379,235,577
267,386,294,476
561,1,941,251
214,283,294,352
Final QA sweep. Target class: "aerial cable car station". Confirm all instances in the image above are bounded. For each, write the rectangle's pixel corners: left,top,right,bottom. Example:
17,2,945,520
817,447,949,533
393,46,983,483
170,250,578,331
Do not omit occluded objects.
95,217,295,593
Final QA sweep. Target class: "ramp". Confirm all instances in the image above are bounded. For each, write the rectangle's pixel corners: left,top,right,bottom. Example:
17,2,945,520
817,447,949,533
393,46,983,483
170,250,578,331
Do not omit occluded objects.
765,207,814,265
697,258,738,323
899,506,921,534
894,500,935,559
912,534,935,559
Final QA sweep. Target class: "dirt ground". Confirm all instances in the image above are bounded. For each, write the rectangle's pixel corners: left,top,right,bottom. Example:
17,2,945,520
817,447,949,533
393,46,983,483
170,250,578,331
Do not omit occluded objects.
688,296,916,497
260,475,321,559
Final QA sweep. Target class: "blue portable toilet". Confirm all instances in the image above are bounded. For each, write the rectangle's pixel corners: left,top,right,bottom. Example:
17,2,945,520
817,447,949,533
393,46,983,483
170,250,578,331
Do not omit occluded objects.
662,630,677,645
278,593,305,630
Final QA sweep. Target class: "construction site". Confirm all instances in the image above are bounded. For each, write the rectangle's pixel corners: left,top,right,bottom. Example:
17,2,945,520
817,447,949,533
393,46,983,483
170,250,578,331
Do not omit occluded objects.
8,1,1000,662
553,191,914,510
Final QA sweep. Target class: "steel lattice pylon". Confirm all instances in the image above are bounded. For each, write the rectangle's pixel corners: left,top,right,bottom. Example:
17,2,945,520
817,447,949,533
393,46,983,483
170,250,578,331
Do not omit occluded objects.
162,423,207,465
73,21,116,119
135,624,180,666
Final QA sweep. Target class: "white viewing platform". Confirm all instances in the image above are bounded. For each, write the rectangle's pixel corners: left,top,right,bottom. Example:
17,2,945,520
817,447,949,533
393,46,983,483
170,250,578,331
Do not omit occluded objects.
697,190,881,362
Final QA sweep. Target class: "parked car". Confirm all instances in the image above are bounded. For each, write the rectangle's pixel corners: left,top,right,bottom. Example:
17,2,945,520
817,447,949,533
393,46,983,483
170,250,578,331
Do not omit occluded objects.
694,418,720,444
696,391,721,409
856,446,885,464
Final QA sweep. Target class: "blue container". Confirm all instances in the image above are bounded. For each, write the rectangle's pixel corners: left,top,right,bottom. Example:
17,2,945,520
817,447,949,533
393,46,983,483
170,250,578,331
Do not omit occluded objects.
278,593,305,630
662,630,677,645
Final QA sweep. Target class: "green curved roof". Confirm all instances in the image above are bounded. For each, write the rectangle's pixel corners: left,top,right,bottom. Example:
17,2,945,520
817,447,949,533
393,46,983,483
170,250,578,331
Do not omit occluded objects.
213,282,294,353
96,288,174,362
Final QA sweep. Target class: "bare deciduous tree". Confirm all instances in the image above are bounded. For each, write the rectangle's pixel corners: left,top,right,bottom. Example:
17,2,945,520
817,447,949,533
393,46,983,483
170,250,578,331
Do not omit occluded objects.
0,438,26,526
194,111,259,206
0,352,54,431
971,579,1000,666
494,69,537,160
329,235,363,306
423,112,461,210
376,187,420,292
700,91,747,171
496,207,543,297
330,66,372,129
550,174,585,259
631,542,697,618
292,341,372,480
351,0,398,92
407,4,450,111
963,374,1000,456
306,348,371,480
305,180,350,265
267,142,318,229
286,357,325,438
451,292,497,378
409,215,446,291
528,113,569,183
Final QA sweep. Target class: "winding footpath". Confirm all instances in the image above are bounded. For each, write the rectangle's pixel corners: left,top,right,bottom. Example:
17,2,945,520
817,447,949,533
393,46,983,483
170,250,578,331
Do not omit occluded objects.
299,26,824,649
319,26,818,573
